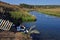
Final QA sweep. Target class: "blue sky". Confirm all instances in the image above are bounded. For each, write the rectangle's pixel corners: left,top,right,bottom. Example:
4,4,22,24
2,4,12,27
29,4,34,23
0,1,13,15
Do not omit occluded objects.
0,0,60,5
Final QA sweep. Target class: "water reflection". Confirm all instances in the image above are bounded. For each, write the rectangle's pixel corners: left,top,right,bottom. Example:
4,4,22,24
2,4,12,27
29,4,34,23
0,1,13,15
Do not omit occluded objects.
22,11,60,40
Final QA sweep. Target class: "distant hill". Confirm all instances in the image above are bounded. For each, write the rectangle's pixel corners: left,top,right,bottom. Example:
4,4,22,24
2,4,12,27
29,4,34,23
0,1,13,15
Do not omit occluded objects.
0,1,60,11
0,1,10,5
0,1,20,11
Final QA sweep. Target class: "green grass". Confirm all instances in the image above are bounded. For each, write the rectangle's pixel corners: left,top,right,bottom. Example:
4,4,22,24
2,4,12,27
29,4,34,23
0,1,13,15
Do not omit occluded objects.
10,11,36,22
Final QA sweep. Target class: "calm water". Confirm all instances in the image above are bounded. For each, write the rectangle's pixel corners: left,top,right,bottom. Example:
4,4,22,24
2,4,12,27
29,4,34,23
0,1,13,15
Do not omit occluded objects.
22,11,60,40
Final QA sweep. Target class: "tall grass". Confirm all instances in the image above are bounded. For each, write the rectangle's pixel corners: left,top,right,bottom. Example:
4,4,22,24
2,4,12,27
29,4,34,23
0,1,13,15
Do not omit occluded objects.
10,11,36,22
37,8,60,17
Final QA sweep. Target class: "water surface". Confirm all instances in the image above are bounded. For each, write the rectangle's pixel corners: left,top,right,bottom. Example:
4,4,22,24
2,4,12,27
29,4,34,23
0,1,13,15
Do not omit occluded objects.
22,11,60,40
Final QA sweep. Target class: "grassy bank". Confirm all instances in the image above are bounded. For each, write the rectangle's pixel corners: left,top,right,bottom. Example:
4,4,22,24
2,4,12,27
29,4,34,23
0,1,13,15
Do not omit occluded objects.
37,8,60,17
10,11,36,22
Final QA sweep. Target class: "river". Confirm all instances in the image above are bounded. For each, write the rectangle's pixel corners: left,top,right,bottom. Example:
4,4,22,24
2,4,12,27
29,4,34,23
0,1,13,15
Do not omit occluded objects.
22,11,60,40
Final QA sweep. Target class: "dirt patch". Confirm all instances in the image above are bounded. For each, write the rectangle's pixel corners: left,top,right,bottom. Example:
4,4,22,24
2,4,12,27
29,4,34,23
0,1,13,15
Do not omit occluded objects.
0,31,32,40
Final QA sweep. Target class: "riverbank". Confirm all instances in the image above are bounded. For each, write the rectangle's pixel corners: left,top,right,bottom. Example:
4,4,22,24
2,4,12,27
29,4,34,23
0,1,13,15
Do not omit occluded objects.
10,10,36,22
0,31,32,40
36,8,60,17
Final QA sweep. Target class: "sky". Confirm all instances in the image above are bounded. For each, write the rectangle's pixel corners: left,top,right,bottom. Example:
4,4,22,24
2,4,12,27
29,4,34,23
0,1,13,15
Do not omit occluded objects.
0,0,60,5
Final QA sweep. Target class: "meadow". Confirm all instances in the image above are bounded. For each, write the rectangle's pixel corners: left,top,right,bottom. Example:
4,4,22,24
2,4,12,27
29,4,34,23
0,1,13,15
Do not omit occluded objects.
37,8,60,17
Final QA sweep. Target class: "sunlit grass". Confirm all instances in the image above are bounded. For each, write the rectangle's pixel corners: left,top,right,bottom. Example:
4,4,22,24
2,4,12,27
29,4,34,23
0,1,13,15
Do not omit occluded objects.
37,8,60,17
